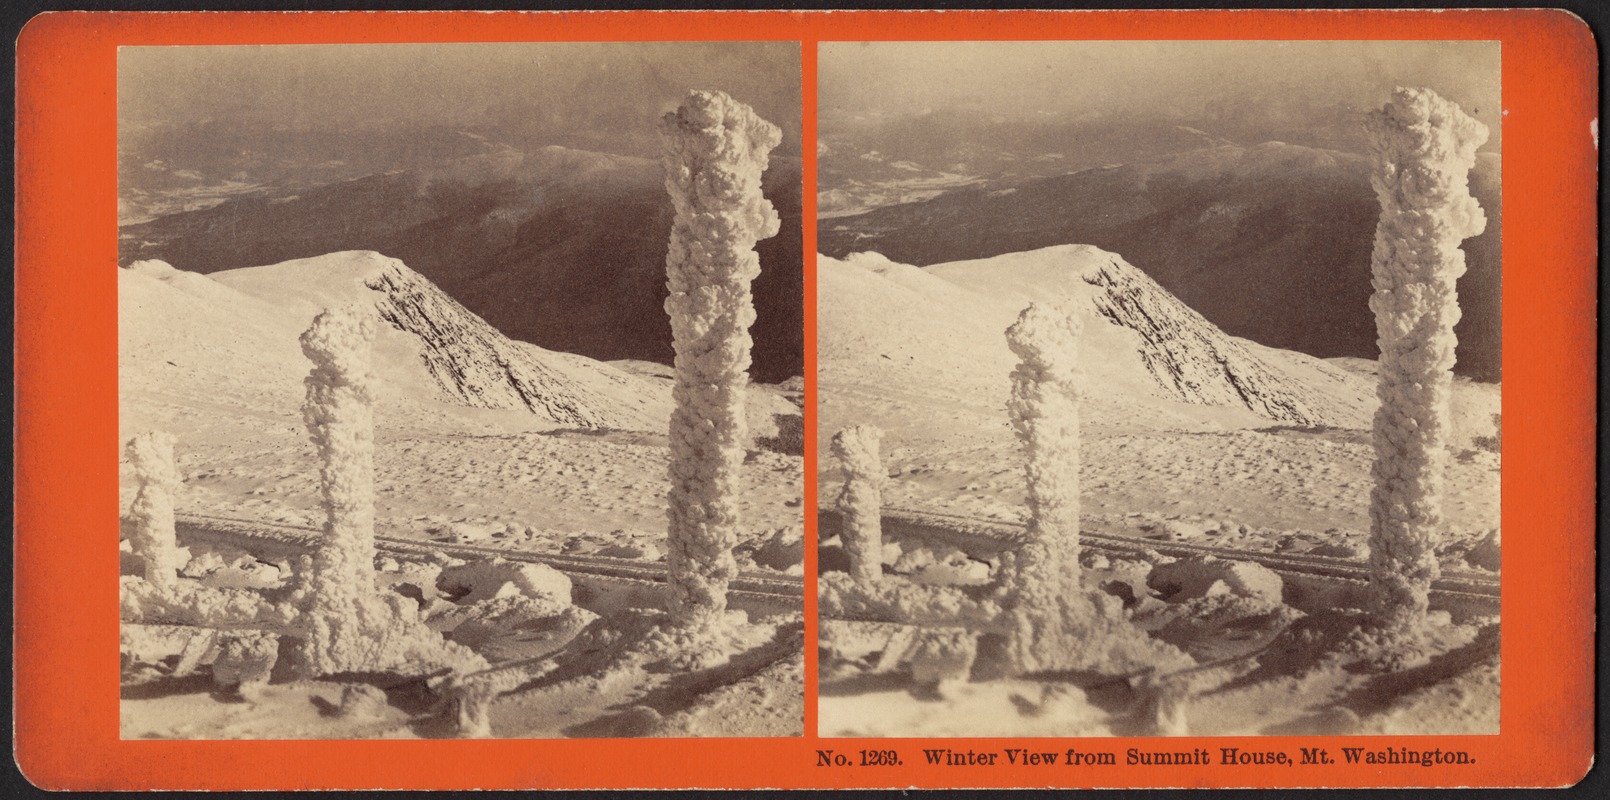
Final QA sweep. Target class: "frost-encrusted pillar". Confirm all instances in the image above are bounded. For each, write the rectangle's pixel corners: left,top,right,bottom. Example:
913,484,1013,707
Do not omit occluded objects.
1363,87,1488,636
659,90,782,627
125,431,184,592
1000,301,1086,672
1005,301,1085,594
832,425,885,586
297,305,383,675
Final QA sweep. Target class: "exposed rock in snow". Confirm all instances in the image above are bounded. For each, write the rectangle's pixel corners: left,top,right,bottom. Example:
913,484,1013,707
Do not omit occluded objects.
1078,258,1348,427
659,90,782,627
1463,528,1501,572
1363,87,1488,653
831,425,886,585
124,431,185,592
363,259,664,429
992,549,1193,677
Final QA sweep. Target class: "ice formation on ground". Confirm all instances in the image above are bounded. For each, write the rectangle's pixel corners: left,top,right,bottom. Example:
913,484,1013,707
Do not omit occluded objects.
818,570,1003,630
832,425,886,585
658,90,782,629
212,631,280,697
1363,87,1488,658
120,576,295,630
124,431,185,592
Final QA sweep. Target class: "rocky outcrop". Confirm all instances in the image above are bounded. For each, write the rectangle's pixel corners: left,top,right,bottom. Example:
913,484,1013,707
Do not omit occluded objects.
1080,253,1354,427
362,259,662,430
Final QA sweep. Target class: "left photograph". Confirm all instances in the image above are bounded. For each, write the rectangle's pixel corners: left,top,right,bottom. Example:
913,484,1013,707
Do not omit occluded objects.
116,42,805,739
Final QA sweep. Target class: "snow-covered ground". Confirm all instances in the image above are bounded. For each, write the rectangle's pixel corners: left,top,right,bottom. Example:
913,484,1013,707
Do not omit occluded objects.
118,252,805,739
816,246,1500,737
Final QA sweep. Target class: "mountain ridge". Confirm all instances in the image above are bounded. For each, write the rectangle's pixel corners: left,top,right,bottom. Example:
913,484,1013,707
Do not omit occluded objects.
120,145,805,383
819,142,1500,382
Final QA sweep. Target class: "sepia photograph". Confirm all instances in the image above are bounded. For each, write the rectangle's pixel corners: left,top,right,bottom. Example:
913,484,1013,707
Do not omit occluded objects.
116,41,806,739
815,40,1503,739
14,7,1596,791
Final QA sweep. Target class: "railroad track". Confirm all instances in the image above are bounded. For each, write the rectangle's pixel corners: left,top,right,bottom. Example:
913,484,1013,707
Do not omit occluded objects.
167,513,804,604
818,506,1499,606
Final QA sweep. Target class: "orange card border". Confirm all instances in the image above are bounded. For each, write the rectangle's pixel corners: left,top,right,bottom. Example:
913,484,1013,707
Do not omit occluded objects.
13,8,1598,791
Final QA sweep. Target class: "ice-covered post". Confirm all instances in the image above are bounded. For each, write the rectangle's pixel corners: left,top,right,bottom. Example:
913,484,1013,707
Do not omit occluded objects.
831,425,886,586
659,90,782,627
125,431,184,592
998,300,1086,672
1363,87,1488,639
1004,301,1085,595
297,304,382,674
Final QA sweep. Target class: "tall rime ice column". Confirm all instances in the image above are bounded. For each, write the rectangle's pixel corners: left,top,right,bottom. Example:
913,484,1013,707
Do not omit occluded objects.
298,305,382,674
832,425,886,586
125,431,184,592
1364,87,1488,634
659,90,782,626
1000,301,1085,670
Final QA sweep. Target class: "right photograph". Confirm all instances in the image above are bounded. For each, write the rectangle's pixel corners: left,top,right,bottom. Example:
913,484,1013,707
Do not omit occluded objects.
814,40,1501,738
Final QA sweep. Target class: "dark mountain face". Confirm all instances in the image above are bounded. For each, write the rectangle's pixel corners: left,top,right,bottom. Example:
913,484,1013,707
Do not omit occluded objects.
819,143,1501,382
120,148,805,383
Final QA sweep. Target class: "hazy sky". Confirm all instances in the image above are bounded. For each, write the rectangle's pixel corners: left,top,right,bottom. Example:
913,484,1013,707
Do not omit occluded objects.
120,41,802,156
822,40,1500,149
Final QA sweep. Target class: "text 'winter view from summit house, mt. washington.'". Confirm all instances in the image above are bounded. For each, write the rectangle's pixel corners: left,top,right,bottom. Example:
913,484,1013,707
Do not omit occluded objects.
814,40,1501,739
117,42,807,739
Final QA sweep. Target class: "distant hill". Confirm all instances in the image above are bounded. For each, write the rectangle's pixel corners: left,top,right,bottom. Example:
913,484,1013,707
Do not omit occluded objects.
819,143,1500,382
121,146,805,383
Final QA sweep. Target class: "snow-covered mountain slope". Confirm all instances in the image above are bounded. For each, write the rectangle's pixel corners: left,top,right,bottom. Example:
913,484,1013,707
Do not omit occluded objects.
821,245,1373,432
122,251,673,432
817,243,1499,540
